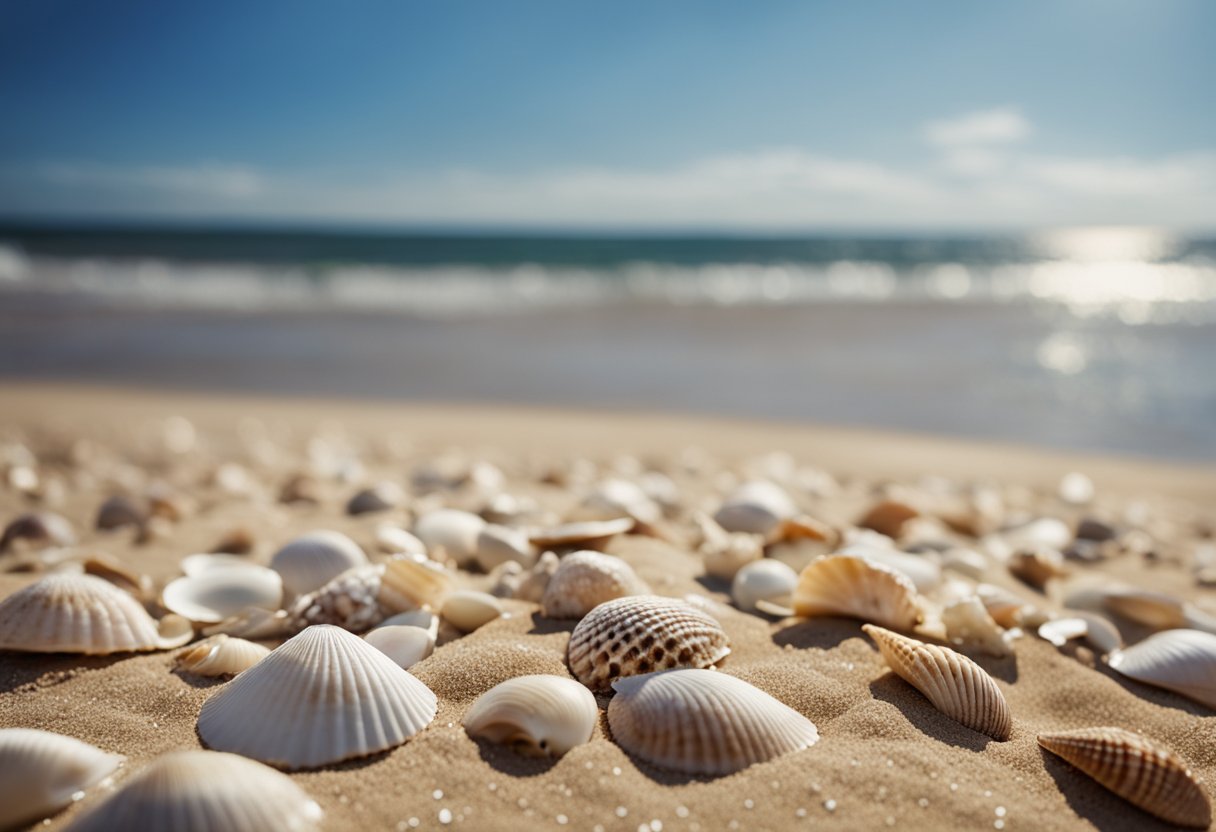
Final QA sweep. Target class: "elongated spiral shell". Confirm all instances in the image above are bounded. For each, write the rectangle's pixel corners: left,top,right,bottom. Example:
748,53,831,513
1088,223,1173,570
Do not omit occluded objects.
0,729,123,830
793,554,923,630
463,675,597,758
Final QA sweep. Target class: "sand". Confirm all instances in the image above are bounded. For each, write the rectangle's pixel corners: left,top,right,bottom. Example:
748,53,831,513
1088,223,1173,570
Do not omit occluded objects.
1,382,1214,832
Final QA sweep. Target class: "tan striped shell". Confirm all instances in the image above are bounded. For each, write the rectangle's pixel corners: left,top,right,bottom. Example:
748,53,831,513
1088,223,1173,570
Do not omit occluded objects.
175,635,270,677
793,554,923,631
541,551,650,619
1038,727,1211,828
567,595,730,691
863,624,1012,740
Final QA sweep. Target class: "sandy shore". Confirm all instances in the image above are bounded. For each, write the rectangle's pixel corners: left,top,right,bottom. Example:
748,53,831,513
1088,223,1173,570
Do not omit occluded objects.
1,383,1214,831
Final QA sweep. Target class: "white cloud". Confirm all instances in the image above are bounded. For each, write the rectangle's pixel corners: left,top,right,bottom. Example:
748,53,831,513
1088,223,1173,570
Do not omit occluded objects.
925,107,1031,147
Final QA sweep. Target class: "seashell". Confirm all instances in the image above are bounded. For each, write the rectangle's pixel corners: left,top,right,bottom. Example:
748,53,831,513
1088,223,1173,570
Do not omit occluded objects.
731,559,797,614
375,524,427,556
475,524,537,572
941,547,990,580
441,590,504,633
0,573,192,654
162,567,283,624
567,595,730,691
1075,517,1117,542
175,634,270,677
941,596,1014,657
570,478,662,526
211,526,254,555
987,517,1073,558
1041,612,1123,655
541,550,650,619
279,473,321,505
463,675,597,758
1057,471,1094,505
858,499,920,539
269,530,369,599
1038,617,1089,648
863,624,1012,740
413,509,485,566
0,729,123,830
712,481,796,537
0,511,74,552
1038,727,1210,828
1103,589,1187,629
607,669,819,775
529,517,635,550
695,512,764,580
512,551,559,603
975,583,1033,628
95,495,146,531
837,544,942,593
181,553,259,577
63,750,323,832
198,624,438,769
376,608,440,639
1108,629,1216,709
791,554,923,631
487,561,525,598
81,553,153,600
365,625,434,669
346,481,404,516
1008,546,1068,589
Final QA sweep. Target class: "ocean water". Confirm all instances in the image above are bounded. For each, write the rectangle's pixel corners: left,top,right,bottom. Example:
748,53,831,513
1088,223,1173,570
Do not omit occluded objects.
0,224,1213,461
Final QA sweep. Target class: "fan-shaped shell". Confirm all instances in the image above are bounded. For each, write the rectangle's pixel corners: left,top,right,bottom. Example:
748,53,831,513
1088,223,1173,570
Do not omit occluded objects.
0,729,123,830
365,625,434,669
541,551,651,619
712,481,796,536
175,634,270,677
63,750,323,832
567,595,730,691
0,573,192,654
413,509,485,566
529,517,635,549
607,669,819,775
1038,727,1211,828
864,624,1011,740
270,531,369,599
838,544,942,593
1108,629,1216,709
463,675,597,758
162,567,283,624
731,559,797,613
793,554,923,631
197,625,438,769
441,590,504,633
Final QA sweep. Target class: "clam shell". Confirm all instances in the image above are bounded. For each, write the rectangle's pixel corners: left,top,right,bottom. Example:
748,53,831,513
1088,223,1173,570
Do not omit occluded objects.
162,567,283,625
1038,727,1211,828
541,551,651,619
731,559,797,614
792,554,923,631
413,509,485,566
567,595,730,691
863,624,1012,740
475,524,537,572
1108,629,1216,709
441,590,504,633
463,675,597,758
197,624,438,769
0,573,192,654
175,634,270,677
1008,546,1068,589
528,517,635,549
375,609,440,640
607,669,819,775
712,481,796,536
63,750,323,832
95,495,146,531
857,499,920,539
365,625,434,669
269,531,369,599
375,524,427,556
181,553,260,577
0,729,123,830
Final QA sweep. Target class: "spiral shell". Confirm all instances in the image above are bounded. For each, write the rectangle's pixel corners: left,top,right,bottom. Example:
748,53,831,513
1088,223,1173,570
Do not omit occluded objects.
1108,629,1216,709
793,554,923,631
175,634,270,677
0,729,123,830
269,531,368,599
541,551,650,619
463,675,597,758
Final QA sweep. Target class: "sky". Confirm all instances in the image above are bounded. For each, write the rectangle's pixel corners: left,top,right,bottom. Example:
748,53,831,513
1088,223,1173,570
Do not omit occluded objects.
0,0,1213,231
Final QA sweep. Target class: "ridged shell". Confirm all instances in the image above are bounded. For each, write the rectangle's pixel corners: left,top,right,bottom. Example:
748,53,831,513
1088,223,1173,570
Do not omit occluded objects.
1038,727,1211,828
607,669,819,775
793,554,923,631
0,729,123,830
162,567,283,624
731,559,797,613
463,675,597,758
364,625,434,669
197,625,438,769
0,573,192,654
441,590,504,633
1108,629,1216,709
838,544,942,593
270,531,369,599
528,517,634,549
63,750,323,832
864,624,1012,740
413,509,485,567
541,551,651,619
175,634,270,677
567,595,730,691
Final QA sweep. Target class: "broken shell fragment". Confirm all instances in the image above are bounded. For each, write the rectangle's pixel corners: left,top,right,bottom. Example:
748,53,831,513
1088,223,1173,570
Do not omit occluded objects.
269,530,369,599
941,596,1014,657
731,559,797,614
463,675,597,758
1008,546,1068,590
175,634,270,677
441,590,504,633
541,550,650,619
792,554,923,631
0,728,123,831
1108,629,1216,709
162,567,283,625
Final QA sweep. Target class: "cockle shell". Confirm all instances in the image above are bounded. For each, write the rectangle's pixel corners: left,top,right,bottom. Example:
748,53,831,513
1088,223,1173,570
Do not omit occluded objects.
475,524,537,572
269,531,369,599
198,625,438,769
413,509,485,567
528,517,635,550
63,750,324,832
541,551,650,619
441,590,504,633
792,554,923,631
0,511,74,552
175,634,270,677
731,559,797,614
607,669,819,775
1108,629,1216,709
712,481,796,537
463,675,597,758
365,625,434,669
0,573,192,654
567,595,730,691
864,624,1012,740
162,566,283,624
0,729,123,830
1038,727,1211,828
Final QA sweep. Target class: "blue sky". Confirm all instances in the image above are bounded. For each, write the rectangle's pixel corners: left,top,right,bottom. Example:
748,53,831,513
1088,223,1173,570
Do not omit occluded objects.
0,0,1213,230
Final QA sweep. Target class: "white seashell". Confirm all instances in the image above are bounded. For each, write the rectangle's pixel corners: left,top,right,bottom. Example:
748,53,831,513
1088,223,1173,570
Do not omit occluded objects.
791,554,923,631
941,547,990,580
269,531,369,599
413,509,486,566
180,553,261,577
475,524,537,572
441,590,504,633
365,625,434,669
1070,611,1123,654
375,524,427,556
837,544,942,593
712,481,796,537
0,729,123,830
571,479,661,526
162,567,283,625
1057,471,1095,505
175,634,270,677
198,625,438,769
0,573,192,654
541,551,650,619
731,559,797,614
512,551,560,603
607,669,819,775
463,675,597,758
528,517,635,549
1038,617,1089,647
375,609,440,640
1108,629,1216,709
63,750,323,832
941,596,1014,657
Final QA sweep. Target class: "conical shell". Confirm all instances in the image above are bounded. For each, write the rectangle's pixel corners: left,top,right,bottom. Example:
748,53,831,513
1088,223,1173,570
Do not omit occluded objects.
175,634,270,677
463,675,597,758
731,559,797,614
270,531,369,599
63,750,323,832
0,729,123,830
162,567,283,624
607,669,819,775
568,595,730,691
541,551,650,619
0,573,192,654
1108,629,1216,709
1038,727,1211,828
197,625,437,769
864,624,1012,740
793,554,923,631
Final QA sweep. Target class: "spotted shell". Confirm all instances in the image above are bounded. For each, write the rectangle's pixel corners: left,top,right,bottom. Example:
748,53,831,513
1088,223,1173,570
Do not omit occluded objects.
793,554,923,631
0,728,123,830
269,530,369,599
540,551,650,619
175,634,270,677
1108,629,1216,709
463,675,597,758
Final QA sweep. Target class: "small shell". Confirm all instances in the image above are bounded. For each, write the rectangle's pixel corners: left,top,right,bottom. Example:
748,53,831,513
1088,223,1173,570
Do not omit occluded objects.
375,609,440,640
712,481,796,537
512,551,559,603
181,553,258,577
1041,613,1123,654
731,559,797,614
269,531,369,599
567,595,730,691
0,511,74,552
81,553,153,601
694,512,764,581
95,495,146,531
1008,546,1068,589
571,479,661,526
857,499,920,539
864,624,1012,740
346,482,404,516
475,524,537,572
365,625,434,669
1108,629,1216,709
375,524,427,556
1038,727,1211,828
175,634,270,677
198,625,438,769
528,517,635,549
941,596,1014,657
441,590,504,633
0,729,123,830
413,509,486,567
976,583,1032,628
1038,617,1090,648
792,554,923,631
463,675,597,758
162,567,283,624
607,669,819,775
541,551,650,619
63,750,323,832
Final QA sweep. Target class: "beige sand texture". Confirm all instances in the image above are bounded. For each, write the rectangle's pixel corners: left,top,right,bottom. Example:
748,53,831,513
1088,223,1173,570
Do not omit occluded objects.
1,383,1214,832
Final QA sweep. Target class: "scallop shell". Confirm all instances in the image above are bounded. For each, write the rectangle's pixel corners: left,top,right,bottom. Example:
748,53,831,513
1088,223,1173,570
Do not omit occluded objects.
175,634,270,677
863,624,1012,740
0,729,123,830
413,509,485,567
463,675,597,758
607,669,819,775
198,624,438,769
529,517,635,549
731,559,797,614
1108,629,1216,709
1038,727,1211,828
541,551,651,619
269,530,369,599
441,590,504,633
567,595,730,691
63,750,324,832
365,625,434,669
162,566,283,624
712,481,796,537
792,554,923,631
0,573,192,654
0,511,74,552
837,544,942,593
475,524,537,572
